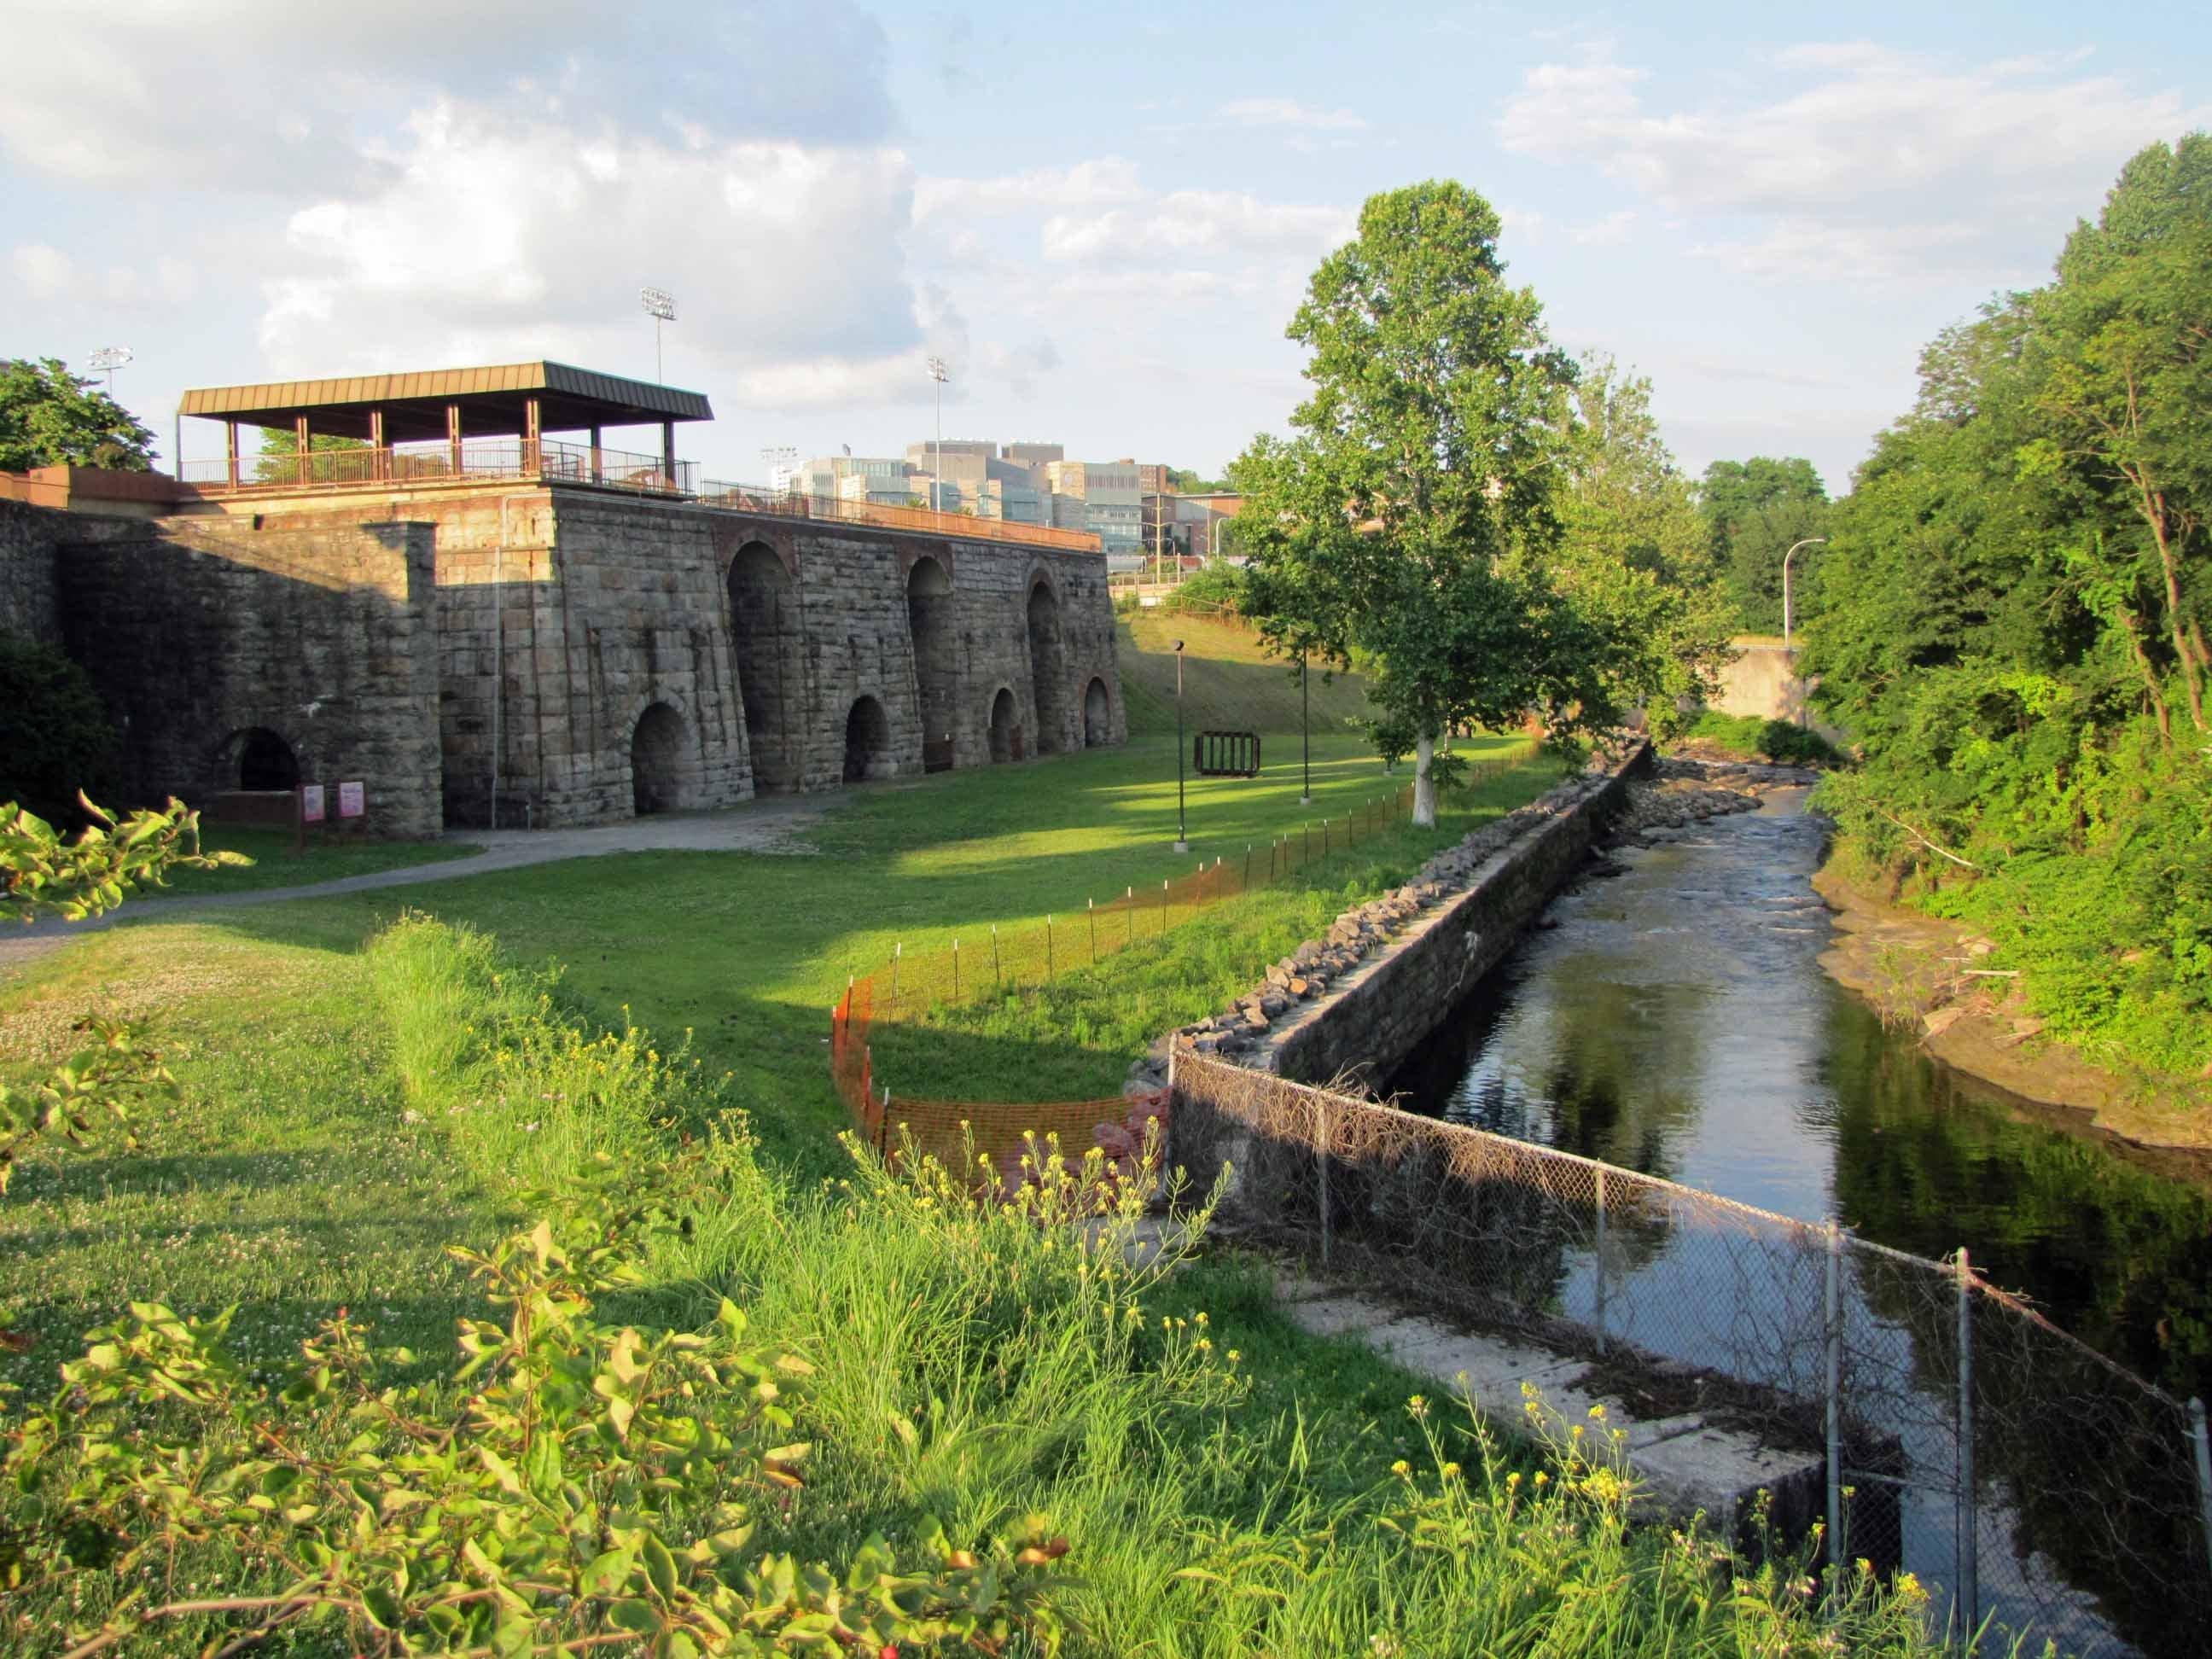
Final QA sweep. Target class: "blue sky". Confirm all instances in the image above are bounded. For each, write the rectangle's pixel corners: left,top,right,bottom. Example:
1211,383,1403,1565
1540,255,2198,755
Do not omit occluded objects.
4,2,2207,492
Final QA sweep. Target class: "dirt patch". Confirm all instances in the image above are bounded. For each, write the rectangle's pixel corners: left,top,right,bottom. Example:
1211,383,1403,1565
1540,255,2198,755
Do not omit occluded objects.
1812,864,2212,1154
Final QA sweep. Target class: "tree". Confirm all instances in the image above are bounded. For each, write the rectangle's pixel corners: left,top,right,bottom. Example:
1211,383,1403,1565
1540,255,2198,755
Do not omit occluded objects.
0,633,119,827
1165,466,1229,493
0,358,157,472
1232,180,1583,827
1545,356,1736,738
1697,456,1831,632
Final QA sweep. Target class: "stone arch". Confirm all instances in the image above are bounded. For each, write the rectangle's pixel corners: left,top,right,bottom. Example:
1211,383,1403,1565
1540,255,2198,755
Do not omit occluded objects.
987,686,1021,763
234,726,300,792
842,695,893,783
906,554,958,772
630,701,690,816
1082,677,1112,748
1026,577,1071,755
726,541,805,791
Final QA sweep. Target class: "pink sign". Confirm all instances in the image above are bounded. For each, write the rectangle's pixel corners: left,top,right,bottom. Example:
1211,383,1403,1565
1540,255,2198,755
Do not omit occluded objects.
338,780,365,819
300,784,326,824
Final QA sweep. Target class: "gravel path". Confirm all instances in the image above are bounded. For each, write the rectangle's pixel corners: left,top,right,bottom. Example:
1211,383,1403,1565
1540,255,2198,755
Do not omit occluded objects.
1,796,827,980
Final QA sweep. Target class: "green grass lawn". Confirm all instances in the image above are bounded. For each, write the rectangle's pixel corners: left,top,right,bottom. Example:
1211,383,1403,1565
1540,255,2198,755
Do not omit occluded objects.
1117,609,1378,736
148,821,482,897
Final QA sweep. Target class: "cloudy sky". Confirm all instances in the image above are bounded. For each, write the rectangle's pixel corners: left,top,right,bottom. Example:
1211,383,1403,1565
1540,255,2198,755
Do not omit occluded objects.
4,1,2207,492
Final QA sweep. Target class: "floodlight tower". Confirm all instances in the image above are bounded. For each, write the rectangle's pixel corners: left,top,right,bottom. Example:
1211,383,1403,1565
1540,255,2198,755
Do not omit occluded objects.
639,287,676,382
925,355,949,512
88,345,133,395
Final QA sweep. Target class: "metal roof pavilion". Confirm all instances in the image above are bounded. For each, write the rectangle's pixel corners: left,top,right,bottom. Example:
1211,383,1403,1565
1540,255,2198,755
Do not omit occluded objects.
178,361,713,445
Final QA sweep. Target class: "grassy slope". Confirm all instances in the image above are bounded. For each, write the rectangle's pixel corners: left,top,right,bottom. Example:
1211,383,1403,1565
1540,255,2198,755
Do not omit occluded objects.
1116,609,1378,736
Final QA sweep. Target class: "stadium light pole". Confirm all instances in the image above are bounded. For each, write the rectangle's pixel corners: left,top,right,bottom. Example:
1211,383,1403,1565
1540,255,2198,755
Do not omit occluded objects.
1173,639,1189,853
88,345,132,396
926,356,948,512
1782,538,1826,645
759,445,796,491
640,287,676,382
1299,651,1312,805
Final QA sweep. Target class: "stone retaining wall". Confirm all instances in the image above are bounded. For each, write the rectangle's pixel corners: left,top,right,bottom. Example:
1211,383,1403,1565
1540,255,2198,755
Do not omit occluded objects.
0,498,63,644
1146,745,1649,1103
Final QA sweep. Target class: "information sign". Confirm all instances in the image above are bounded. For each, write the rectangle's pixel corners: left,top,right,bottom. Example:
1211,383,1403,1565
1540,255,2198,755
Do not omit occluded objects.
338,780,365,819
300,784,327,824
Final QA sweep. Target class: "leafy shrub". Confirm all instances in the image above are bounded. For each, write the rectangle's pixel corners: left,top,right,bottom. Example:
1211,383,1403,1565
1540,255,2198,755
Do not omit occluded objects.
1679,710,1842,767
0,633,119,827
1157,559,1247,615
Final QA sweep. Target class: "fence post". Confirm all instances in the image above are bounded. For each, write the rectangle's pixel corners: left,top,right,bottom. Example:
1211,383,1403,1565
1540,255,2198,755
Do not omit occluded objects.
1127,886,1134,947
1956,1246,1978,1648
876,1081,890,1155
1244,843,1252,890
889,942,900,1016
1825,1219,1843,1591
952,938,960,1001
1088,899,1097,965
1161,879,1170,935
1592,1165,1607,1349
1045,915,1053,981
2191,1398,2212,1594
991,924,1000,988
1316,1092,1332,1269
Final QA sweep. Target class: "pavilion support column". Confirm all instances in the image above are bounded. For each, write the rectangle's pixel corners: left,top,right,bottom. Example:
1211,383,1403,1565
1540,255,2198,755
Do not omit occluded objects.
294,414,310,486
225,421,240,489
447,404,463,477
661,418,675,492
369,408,387,480
523,394,542,476
589,424,602,486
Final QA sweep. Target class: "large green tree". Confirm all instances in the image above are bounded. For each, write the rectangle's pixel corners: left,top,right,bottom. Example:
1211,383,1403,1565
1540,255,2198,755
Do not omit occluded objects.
0,358,156,473
1802,132,2212,1086
1545,355,1735,738
1697,455,1831,633
1231,180,1583,826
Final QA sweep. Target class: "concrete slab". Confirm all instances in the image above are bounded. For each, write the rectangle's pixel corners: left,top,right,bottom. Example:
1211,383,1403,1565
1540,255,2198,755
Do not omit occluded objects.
1281,1294,1400,1339
1630,1425,1822,1528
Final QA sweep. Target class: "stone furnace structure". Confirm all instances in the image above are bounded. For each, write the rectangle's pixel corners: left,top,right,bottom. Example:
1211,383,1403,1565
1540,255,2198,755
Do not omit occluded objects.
3,363,1126,836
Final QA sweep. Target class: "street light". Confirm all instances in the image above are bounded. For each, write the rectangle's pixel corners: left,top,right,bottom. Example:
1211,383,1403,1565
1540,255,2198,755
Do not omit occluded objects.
925,356,948,512
1299,651,1312,804
1173,639,1189,853
639,287,676,382
1782,538,1827,644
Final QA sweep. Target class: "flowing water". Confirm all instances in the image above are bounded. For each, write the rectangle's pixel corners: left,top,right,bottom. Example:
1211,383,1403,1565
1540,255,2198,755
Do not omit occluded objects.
1383,787,2212,1656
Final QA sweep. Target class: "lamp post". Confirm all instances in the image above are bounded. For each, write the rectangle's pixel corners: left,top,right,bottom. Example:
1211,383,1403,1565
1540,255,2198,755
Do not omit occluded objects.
1782,538,1827,645
88,345,132,397
1173,639,1189,853
639,288,676,382
925,356,948,512
1299,650,1312,804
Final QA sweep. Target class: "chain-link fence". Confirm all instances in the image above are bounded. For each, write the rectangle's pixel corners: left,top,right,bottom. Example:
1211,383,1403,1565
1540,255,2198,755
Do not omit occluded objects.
1170,1052,2212,1659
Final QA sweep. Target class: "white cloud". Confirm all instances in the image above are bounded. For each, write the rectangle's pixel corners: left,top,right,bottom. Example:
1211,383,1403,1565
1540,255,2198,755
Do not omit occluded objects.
1499,42,2209,281
0,1,893,189
915,157,1145,219
12,244,73,300
1219,97,1366,133
256,102,924,403
1039,190,1351,265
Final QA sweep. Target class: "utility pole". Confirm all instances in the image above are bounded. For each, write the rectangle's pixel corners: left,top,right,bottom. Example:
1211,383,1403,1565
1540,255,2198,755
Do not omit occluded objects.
926,356,948,512
1173,640,1189,853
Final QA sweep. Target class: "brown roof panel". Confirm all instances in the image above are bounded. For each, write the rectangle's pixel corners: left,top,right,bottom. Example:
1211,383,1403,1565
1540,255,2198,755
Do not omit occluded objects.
178,361,713,432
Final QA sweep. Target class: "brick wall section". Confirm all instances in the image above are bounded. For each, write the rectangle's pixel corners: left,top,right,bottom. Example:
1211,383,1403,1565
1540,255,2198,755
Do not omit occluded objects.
55,514,445,836
0,498,63,643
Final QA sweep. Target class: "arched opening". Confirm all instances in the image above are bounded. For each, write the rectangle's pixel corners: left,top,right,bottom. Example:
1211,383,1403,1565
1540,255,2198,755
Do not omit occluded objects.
1082,678,1112,748
727,543,803,791
987,688,1020,763
631,702,687,816
1026,579,1071,755
842,696,892,783
237,727,300,792
906,556,957,772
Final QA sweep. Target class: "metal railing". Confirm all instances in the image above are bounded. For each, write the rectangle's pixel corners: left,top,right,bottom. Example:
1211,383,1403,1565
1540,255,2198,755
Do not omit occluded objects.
178,438,694,498
1170,1054,2212,1659
696,480,1102,552
172,448,1100,553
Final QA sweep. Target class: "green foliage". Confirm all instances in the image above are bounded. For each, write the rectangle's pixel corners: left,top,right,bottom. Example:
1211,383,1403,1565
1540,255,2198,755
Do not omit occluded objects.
0,358,157,472
1155,558,1248,615
1697,456,1831,633
1679,711,1842,768
2,795,242,925
1233,180,1591,823
1804,132,2212,1088
0,635,119,828
1164,466,1229,493
1545,356,1737,741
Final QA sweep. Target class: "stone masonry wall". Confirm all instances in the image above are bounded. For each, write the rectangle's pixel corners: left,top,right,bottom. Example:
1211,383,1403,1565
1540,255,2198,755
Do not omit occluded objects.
1147,747,1650,1109
0,498,63,643
55,513,444,836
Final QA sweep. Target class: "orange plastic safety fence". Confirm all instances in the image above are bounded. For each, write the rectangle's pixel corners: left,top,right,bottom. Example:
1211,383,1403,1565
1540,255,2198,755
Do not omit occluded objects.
828,747,1539,1167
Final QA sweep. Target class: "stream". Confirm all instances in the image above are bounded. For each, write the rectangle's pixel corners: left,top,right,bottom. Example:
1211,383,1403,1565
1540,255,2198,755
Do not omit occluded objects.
1383,786,2212,1657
